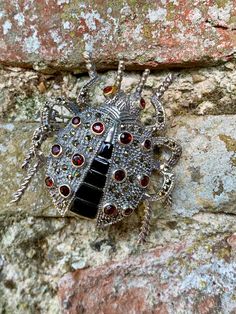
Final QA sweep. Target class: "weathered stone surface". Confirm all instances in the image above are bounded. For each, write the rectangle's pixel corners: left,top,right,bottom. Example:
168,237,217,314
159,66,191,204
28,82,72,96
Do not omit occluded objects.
0,68,236,313
0,1,235,72
58,232,236,314
1,62,236,121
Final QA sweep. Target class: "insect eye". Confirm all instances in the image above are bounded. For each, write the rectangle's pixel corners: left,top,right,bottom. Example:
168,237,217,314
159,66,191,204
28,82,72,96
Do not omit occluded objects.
122,207,134,216
142,139,152,150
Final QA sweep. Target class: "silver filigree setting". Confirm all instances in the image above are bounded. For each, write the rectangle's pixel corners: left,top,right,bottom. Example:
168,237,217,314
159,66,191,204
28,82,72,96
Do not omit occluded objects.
11,52,182,244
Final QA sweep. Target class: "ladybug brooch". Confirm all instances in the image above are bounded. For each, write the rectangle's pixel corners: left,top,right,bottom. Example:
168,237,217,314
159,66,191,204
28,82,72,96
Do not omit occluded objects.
11,52,182,243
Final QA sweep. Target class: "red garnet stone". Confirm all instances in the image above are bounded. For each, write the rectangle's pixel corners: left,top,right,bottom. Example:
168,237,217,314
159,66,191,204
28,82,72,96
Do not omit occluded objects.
119,132,133,145
59,185,71,197
139,175,150,187
114,169,126,182
140,97,146,109
91,122,105,134
71,116,81,127
45,176,54,188
103,204,118,216
123,207,133,216
103,86,113,94
51,144,62,157
72,154,85,167
143,139,152,150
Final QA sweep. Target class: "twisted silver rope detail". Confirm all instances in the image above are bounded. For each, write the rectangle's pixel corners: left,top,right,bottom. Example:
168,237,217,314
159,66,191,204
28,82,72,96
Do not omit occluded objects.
138,200,152,244
154,73,177,99
10,160,41,204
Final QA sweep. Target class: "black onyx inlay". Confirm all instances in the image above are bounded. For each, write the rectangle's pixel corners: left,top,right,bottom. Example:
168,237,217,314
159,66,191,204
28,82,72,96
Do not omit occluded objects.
70,140,113,219
76,183,103,204
84,169,106,188
98,142,113,159
70,198,98,219
91,157,109,175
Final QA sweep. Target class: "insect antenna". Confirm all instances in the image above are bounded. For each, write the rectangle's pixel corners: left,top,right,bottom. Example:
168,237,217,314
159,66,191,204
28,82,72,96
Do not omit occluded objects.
152,73,177,99
135,69,150,97
114,59,125,91
83,51,97,79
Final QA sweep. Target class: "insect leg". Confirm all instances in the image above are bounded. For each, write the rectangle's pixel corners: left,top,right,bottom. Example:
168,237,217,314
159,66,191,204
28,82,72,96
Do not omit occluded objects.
148,73,177,132
77,52,99,105
10,160,42,204
146,164,176,203
21,99,57,170
138,199,152,244
153,136,182,168
22,96,79,170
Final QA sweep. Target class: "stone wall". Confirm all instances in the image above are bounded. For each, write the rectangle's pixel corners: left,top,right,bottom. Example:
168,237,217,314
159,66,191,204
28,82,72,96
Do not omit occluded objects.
0,1,236,314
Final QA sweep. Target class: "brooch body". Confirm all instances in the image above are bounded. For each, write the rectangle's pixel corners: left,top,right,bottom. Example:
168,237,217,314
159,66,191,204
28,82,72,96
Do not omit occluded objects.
11,53,182,243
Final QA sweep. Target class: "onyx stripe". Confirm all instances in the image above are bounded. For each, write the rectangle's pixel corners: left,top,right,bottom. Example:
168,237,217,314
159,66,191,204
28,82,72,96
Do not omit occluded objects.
71,198,98,219
76,183,103,204
90,156,109,175
70,142,113,219
84,169,106,187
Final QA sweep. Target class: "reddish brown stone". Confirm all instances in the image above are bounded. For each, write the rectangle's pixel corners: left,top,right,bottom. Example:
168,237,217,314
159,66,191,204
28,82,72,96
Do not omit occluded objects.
227,233,236,249
0,1,235,72
58,235,236,314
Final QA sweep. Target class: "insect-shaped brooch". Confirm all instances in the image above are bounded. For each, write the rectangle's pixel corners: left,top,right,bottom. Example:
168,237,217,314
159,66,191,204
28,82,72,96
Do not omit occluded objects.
11,52,182,243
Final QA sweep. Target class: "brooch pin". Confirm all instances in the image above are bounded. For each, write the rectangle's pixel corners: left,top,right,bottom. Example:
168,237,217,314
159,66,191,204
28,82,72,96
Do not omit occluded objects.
11,52,182,243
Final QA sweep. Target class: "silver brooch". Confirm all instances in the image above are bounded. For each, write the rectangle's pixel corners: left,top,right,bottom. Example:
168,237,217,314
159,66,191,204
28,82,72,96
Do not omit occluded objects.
11,52,182,243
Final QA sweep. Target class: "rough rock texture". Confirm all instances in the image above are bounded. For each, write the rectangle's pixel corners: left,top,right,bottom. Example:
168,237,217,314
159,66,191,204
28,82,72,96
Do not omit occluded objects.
0,4,236,310
1,62,236,121
0,65,236,313
58,233,236,314
0,1,235,72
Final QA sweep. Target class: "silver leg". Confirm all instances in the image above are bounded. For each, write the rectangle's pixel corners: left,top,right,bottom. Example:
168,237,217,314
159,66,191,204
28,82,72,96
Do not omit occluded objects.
153,137,182,168
138,199,152,244
77,52,99,105
12,97,77,204
10,160,41,204
147,164,175,203
148,73,177,132
21,97,76,170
